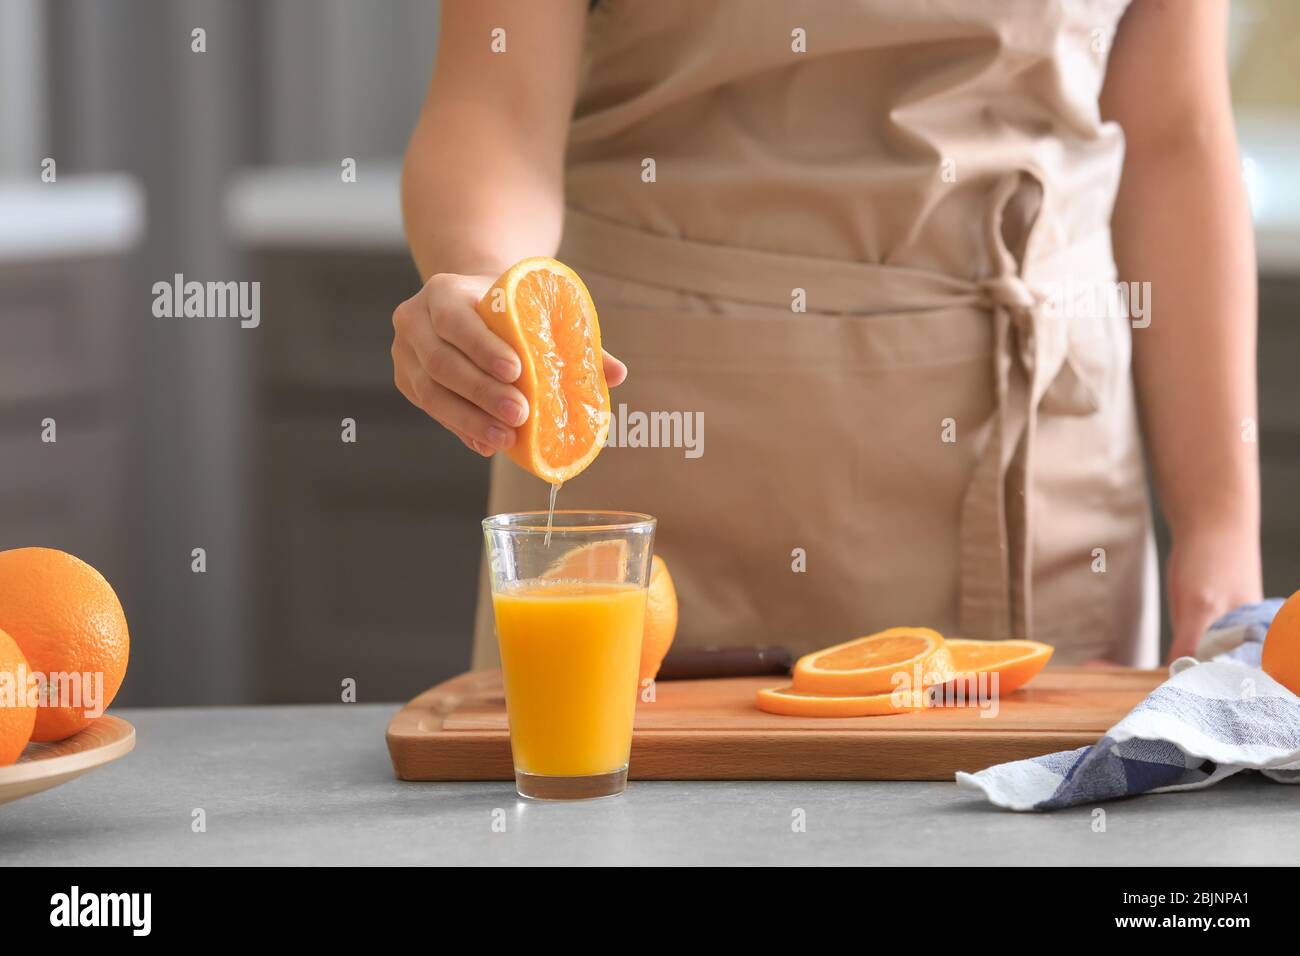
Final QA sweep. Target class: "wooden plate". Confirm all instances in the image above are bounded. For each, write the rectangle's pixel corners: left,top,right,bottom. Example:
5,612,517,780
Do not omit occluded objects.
0,716,135,806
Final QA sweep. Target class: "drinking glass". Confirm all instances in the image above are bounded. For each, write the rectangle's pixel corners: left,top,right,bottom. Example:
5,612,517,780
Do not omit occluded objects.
482,510,656,800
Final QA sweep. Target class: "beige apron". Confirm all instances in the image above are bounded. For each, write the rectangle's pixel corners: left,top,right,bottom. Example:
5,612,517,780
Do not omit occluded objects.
472,0,1158,668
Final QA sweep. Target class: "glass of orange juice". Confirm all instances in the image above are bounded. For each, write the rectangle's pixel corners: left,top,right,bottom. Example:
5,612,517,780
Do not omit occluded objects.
483,510,656,800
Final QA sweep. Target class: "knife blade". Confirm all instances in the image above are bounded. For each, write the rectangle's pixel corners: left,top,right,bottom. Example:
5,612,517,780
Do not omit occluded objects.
655,646,794,681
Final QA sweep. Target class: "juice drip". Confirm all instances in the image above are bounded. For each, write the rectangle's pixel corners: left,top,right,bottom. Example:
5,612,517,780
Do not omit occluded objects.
544,480,563,547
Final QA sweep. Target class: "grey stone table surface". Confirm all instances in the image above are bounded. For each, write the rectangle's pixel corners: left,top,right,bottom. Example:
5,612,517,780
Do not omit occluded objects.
1,704,1296,866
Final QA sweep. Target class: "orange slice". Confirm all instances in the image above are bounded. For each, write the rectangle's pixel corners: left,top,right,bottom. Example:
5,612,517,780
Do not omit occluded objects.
944,638,1053,695
792,627,954,696
755,685,927,718
540,539,629,582
477,258,610,483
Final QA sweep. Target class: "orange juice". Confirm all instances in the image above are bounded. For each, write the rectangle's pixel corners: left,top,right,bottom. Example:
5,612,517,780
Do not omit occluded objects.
493,581,647,777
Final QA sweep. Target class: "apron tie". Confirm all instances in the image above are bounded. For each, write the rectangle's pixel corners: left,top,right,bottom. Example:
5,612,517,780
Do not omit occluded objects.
978,274,1041,312
958,173,1092,640
555,195,1110,642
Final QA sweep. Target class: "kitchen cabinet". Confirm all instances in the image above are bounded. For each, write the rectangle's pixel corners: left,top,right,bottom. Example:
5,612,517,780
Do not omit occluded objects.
0,178,138,608
245,247,489,704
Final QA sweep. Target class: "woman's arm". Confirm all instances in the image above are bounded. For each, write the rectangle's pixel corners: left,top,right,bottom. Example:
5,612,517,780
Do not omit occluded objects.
401,0,584,279
1101,0,1262,661
395,0,624,456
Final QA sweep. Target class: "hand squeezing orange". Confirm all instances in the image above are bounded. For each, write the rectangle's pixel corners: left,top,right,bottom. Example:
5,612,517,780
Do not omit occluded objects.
476,258,611,484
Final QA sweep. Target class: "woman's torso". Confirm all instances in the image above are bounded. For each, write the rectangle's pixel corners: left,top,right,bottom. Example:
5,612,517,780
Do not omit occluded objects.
472,0,1159,669
567,0,1131,274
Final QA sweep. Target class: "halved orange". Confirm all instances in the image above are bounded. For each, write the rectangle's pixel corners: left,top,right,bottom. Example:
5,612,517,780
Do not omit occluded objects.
477,258,610,483
540,539,629,582
539,545,678,684
639,555,678,683
756,684,927,718
792,627,954,696
944,638,1053,695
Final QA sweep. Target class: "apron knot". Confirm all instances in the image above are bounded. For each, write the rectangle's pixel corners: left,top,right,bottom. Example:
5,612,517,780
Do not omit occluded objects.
960,171,1105,643
978,274,1042,313
980,272,1087,415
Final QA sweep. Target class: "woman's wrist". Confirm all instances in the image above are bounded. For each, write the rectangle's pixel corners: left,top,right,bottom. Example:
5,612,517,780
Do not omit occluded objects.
1162,475,1259,545
1163,511,1263,661
1167,507,1259,555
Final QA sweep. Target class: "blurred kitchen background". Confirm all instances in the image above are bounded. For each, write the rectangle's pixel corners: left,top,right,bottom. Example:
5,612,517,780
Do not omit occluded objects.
1,0,1299,706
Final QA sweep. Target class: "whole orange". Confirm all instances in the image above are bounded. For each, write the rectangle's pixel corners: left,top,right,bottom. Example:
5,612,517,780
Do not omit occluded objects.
0,627,37,766
0,548,129,742
639,555,678,683
1262,589,1300,696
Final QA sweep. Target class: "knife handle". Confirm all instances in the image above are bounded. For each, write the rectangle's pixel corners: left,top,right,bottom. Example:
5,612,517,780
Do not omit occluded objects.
655,646,794,681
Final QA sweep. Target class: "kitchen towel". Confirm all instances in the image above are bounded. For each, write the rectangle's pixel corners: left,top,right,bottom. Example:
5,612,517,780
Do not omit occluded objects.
957,600,1300,810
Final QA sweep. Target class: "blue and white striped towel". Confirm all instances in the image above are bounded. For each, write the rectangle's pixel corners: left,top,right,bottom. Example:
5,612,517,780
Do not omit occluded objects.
956,600,1300,810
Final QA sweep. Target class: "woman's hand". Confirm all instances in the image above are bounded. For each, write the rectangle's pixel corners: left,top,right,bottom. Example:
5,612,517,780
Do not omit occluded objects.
1164,522,1263,663
392,272,627,457
396,1,600,456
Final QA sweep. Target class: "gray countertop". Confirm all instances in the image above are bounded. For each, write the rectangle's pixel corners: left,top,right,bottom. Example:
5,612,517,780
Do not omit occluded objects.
2,704,1296,866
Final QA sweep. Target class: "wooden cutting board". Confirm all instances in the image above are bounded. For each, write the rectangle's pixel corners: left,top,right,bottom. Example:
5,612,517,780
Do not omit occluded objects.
387,666,1165,781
